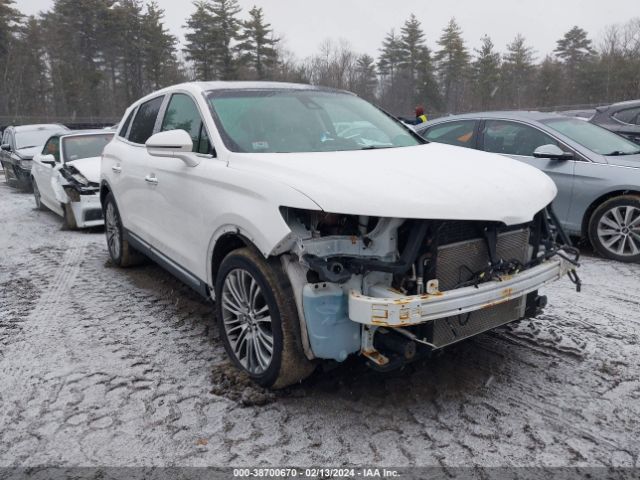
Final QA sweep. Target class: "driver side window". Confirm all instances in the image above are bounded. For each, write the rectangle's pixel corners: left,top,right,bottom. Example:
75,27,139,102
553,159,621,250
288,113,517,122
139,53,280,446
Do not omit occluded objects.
42,137,60,162
161,93,213,155
482,120,558,157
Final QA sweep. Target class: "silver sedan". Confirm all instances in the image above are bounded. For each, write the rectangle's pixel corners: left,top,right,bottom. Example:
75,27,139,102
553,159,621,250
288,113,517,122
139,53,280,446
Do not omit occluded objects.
416,112,640,262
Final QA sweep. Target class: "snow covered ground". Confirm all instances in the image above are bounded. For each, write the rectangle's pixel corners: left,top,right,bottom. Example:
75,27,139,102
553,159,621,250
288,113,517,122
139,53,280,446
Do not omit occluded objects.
1,172,639,468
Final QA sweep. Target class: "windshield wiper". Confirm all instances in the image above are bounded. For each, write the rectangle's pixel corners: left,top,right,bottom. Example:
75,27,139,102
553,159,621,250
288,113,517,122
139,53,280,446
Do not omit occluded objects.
605,150,640,156
360,145,392,150
17,145,38,149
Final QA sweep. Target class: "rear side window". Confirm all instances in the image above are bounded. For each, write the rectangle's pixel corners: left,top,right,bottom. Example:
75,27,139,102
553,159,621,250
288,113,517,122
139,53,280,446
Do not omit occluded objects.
128,96,164,144
422,120,478,148
613,108,640,126
161,93,212,154
119,109,136,138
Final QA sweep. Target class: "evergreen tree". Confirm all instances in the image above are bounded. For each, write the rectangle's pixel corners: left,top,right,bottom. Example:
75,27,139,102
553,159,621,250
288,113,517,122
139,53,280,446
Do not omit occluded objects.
535,55,564,107
501,34,535,108
0,0,21,58
142,2,180,90
41,0,116,117
472,35,501,110
399,14,438,110
377,29,404,110
12,17,50,117
0,0,23,115
236,6,278,80
554,26,595,103
184,1,217,80
434,18,470,112
209,0,242,80
351,54,377,101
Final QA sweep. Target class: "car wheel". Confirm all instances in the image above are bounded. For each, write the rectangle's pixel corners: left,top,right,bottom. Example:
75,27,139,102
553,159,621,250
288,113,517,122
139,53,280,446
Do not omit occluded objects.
103,192,142,267
62,202,78,230
588,195,640,263
4,165,18,188
32,179,45,211
215,248,315,389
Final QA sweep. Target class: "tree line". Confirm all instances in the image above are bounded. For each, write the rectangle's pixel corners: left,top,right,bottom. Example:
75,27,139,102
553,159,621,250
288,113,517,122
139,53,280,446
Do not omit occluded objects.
1,0,639,123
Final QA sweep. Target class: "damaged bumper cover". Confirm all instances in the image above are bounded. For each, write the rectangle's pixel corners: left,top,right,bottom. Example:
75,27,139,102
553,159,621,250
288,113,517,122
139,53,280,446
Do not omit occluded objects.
349,257,572,327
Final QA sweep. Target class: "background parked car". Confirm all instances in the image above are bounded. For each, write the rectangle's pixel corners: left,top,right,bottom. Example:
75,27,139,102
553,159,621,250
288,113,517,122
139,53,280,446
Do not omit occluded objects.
31,130,113,229
0,124,70,189
589,100,640,145
417,112,640,262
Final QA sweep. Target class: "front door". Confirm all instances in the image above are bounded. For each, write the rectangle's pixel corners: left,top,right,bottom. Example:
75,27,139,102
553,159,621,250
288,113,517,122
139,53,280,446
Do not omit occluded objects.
480,119,576,225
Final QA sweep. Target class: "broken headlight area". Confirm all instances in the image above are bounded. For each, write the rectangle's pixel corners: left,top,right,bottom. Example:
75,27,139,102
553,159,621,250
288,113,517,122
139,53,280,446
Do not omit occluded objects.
281,206,580,370
283,206,580,294
59,165,99,199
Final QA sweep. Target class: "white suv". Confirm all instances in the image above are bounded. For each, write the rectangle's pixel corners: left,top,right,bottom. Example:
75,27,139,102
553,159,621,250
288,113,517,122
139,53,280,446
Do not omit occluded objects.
100,82,580,388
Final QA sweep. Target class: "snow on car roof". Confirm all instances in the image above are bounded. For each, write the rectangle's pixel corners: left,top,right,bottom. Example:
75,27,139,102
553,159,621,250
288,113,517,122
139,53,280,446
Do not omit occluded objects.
13,124,69,133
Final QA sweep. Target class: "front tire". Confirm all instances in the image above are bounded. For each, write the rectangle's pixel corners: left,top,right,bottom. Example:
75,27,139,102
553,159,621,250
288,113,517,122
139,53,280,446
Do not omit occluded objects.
588,195,640,263
215,248,314,389
62,202,78,230
32,178,45,211
103,192,142,267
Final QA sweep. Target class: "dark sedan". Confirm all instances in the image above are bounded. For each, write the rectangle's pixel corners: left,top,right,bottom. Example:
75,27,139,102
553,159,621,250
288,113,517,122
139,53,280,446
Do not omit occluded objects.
1,124,69,189
590,100,640,145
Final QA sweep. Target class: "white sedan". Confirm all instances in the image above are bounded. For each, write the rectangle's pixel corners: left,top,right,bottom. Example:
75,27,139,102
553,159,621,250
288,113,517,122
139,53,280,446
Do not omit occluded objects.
31,131,113,229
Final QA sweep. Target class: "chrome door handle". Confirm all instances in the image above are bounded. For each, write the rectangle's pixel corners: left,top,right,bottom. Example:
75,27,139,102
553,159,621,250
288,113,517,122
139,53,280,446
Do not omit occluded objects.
112,165,122,173
144,174,158,185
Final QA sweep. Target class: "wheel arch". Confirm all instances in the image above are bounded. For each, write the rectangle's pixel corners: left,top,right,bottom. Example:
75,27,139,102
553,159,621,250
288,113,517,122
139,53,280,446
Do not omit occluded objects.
99,180,112,210
581,189,640,238
208,229,260,293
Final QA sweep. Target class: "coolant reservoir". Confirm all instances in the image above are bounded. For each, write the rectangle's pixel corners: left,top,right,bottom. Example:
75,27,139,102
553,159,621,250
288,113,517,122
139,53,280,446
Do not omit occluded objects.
302,283,361,362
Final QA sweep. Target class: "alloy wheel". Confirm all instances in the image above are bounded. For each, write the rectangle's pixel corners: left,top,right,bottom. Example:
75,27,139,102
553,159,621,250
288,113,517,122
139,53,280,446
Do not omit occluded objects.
105,202,121,260
221,268,274,375
597,205,640,257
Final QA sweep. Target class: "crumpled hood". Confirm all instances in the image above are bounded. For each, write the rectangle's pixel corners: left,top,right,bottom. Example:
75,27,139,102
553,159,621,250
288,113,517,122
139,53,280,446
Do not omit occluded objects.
15,146,40,160
64,156,101,184
228,143,558,225
606,154,640,169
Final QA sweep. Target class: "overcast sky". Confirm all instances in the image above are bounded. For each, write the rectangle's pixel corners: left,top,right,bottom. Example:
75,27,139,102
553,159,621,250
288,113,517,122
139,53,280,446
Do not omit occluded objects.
19,0,637,59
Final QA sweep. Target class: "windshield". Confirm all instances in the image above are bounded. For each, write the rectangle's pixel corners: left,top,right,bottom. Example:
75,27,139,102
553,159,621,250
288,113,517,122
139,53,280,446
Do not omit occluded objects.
542,118,640,156
207,89,421,153
15,128,64,150
62,133,114,162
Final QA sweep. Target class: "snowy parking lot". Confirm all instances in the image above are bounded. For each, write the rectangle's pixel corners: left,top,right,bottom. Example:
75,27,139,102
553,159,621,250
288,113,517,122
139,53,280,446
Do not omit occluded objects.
1,172,639,469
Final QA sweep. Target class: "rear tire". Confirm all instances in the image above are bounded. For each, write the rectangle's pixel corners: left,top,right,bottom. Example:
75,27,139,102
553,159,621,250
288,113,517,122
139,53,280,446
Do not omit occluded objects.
215,248,315,389
103,192,143,267
588,195,640,263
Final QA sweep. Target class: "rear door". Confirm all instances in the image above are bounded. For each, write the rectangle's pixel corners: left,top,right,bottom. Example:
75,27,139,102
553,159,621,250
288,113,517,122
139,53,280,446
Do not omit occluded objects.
111,95,165,241
479,119,576,222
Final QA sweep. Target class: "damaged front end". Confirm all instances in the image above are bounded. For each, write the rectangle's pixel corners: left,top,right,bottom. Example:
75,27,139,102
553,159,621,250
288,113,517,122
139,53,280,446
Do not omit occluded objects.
280,207,580,371
56,165,103,227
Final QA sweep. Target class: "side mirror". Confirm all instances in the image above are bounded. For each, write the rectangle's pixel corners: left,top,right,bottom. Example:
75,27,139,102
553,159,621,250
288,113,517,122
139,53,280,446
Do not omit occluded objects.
533,144,574,160
1,144,11,151
145,130,200,167
40,154,56,166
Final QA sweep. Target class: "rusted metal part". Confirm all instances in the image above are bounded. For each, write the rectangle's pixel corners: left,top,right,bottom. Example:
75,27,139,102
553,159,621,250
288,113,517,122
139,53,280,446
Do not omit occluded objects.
349,258,570,327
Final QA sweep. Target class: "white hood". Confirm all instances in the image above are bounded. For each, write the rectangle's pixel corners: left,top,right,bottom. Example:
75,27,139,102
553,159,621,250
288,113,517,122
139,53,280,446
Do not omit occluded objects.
65,156,101,184
229,143,557,226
